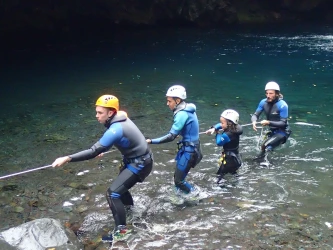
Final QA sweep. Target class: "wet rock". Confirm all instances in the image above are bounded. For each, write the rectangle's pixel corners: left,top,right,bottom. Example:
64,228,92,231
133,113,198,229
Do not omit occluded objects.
2,184,19,191
0,218,80,250
68,182,80,189
84,235,103,250
288,221,301,229
95,242,110,250
44,134,68,142
28,199,39,207
68,222,81,235
63,206,73,213
299,213,309,219
76,205,88,213
297,230,320,241
68,182,89,190
13,206,24,213
236,200,254,209
61,187,74,195
0,240,16,250
0,196,11,206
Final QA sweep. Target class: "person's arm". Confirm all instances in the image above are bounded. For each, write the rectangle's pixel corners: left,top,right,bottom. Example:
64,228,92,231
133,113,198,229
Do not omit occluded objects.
52,124,122,167
52,141,107,167
216,133,231,146
268,119,287,128
148,111,187,144
251,113,259,123
148,133,178,144
205,123,222,135
251,100,265,131
69,141,107,162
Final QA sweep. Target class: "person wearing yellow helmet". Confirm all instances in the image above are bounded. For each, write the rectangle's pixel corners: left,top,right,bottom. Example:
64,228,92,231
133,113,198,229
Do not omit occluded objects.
251,81,292,161
146,85,202,202
205,109,243,183
52,94,153,241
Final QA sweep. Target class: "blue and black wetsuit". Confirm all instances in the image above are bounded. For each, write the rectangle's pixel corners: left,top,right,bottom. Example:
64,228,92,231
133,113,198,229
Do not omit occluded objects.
68,111,153,228
251,98,291,152
150,102,202,194
212,123,243,177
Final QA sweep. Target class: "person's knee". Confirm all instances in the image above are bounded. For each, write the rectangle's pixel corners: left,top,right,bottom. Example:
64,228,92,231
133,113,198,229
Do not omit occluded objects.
106,187,121,199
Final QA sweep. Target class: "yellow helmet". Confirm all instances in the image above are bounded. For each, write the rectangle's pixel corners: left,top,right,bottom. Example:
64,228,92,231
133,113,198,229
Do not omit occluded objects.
95,95,119,111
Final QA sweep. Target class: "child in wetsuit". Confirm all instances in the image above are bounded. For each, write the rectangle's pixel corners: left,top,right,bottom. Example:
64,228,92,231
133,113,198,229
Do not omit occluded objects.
206,109,243,182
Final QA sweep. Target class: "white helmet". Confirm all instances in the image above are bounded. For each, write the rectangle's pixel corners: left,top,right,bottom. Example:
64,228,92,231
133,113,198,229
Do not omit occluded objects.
221,109,239,124
166,85,186,100
265,81,280,91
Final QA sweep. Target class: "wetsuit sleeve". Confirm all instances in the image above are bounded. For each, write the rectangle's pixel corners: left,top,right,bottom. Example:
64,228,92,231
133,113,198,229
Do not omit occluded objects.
213,123,222,130
251,99,265,122
237,124,243,135
70,123,122,162
269,119,287,128
150,132,178,144
151,111,187,144
216,133,231,146
69,141,108,162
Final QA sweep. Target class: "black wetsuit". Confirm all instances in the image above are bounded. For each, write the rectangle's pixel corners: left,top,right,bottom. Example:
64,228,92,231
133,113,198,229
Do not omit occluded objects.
251,98,291,152
212,123,243,178
69,111,153,228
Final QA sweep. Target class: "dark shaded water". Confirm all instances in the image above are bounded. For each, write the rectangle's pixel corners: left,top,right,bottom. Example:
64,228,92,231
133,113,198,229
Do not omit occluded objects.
0,25,333,249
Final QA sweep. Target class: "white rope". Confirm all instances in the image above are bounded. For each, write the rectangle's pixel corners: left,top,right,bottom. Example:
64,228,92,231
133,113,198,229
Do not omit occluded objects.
0,150,116,180
199,121,321,136
0,164,53,180
199,122,261,135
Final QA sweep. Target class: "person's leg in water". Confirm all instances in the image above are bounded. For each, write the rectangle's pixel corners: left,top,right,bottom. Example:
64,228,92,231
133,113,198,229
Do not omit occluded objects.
105,168,139,240
174,150,197,194
216,156,240,184
254,133,286,160
121,191,134,206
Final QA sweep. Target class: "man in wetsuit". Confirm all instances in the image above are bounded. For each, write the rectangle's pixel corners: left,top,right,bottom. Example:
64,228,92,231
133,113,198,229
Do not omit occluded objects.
52,94,153,241
251,81,291,160
146,85,202,199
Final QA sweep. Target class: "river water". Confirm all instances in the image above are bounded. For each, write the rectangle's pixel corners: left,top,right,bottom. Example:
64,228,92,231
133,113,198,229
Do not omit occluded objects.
0,24,333,249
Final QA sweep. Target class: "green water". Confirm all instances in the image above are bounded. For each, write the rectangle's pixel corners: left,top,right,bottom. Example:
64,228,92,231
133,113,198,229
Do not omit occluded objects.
0,25,332,249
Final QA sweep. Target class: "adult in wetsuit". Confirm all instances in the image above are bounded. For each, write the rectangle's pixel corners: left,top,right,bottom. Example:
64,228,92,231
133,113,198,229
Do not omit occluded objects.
206,109,243,182
146,85,202,196
251,81,291,160
52,95,153,239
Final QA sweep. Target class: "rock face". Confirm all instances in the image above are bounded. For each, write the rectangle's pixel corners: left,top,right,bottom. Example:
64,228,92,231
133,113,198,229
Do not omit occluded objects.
0,218,80,250
1,0,332,34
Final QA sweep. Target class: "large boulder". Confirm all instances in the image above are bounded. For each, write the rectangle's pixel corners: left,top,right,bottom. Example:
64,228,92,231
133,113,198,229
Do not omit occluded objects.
0,218,80,250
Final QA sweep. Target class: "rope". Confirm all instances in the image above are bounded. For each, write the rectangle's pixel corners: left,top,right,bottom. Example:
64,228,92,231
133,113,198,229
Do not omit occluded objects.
0,150,116,180
199,122,261,134
0,165,53,180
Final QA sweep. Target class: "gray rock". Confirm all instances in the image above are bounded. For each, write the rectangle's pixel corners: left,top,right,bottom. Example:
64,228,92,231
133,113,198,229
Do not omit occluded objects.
0,218,80,250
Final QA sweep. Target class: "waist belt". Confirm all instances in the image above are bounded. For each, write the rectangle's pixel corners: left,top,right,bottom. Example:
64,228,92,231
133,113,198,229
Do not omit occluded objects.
223,150,238,156
124,151,152,164
178,140,200,147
